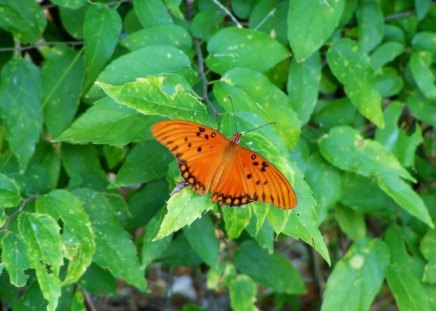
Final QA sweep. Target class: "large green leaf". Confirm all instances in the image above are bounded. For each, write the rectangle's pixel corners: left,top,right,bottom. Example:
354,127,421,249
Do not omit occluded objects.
133,0,172,28
288,0,345,62
234,240,305,294
57,97,161,144
321,238,390,311
35,190,95,285
214,68,300,149
0,58,43,172
326,39,384,128
72,188,146,291
206,27,289,74
83,4,122,88
97,75,213,126
42,45,84,137
1,232,30,287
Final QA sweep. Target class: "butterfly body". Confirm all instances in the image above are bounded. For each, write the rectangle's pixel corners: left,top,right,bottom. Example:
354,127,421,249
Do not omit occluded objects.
151,120,297,209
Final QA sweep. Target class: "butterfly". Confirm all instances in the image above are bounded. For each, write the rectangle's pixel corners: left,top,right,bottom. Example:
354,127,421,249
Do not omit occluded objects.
151,120,297,209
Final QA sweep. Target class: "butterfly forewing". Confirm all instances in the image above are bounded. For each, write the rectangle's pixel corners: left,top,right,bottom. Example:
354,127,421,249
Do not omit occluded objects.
151,120,228,194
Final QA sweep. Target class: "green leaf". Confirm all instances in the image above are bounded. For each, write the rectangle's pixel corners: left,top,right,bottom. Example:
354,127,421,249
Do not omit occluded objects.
288,51,322,124
356,0,384,53
0,174,21,208
421,229,436,284
79,263,116,296
412,32,436,54
229,275,257,311
375,102,423,167
18,213,63,311
122,25,192,56
335,205,366,241
141,208,172,269
374,67,403,97
314,98,359,129
0,58,43,172
155,188,214,240
234,240,305,294
133,0,172,28
184,213,219,267
59,5,87,39
158,234,202,266
406,91,436,128
387,263,430,311
97,75,213,125
206,27,289,74
1,232,30,287
321,238,390,311
370,41,404,72
83,5,122,88
246,215,274,253
191,9,225,40
222,205,251,239
214,68,300,149
377,176,433,228
35,190,95,285
111,140,172,187
319,126,413,181
88,45,197,98
304,152,342,223
42,45,84,137
288,0,345,62
326,39,384,128
414,0,432,20
409,52,436,100
57,97,160,144
73,188,146,291
0,0,46,43
51,0,85,9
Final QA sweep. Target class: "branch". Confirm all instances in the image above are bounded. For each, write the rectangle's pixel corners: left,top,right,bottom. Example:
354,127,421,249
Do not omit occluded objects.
0,196,36,235
0,41,83,52
211,0,243,28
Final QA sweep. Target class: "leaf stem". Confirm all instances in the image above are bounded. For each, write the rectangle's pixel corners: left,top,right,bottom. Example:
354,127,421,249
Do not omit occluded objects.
211,0,243,28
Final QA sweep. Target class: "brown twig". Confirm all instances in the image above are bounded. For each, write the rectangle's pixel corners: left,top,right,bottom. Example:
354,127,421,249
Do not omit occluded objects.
0,196,36,235
82,289,97,311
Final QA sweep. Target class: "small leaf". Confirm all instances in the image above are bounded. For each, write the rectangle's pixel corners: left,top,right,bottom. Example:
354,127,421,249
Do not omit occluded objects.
184,213,219,267
288,0,345,62
406,91,436,128
321,238,390,311
234,240,305,294
155,188,214,240
326,39,384,128
288,51,322,124
222,205,251,239
57,97,160,144
0,0,46,43
412,32,436,54
42,45,84,137
377,176,433,228
1,232,30,287
111,140,172,187
73,188,146,291
335,205,366,241
97,75,212,125
0,58,43,172
0,174,22,208
409,52,436,100
421,229,436,284
206,27,289,74
83,5,122,87
370,42,404,72
229,275,257,311
356,0,384,53
133,0,172,28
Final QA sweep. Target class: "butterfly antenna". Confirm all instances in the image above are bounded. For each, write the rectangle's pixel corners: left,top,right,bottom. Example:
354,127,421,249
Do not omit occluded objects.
228,96,238,133
243,122,275,135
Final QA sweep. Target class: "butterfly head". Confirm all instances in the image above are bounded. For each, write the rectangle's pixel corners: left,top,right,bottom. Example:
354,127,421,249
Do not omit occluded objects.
231,132,242,145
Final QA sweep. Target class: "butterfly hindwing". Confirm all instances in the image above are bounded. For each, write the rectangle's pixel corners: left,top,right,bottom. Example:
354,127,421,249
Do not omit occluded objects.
210,145,297,209
151,120,228,194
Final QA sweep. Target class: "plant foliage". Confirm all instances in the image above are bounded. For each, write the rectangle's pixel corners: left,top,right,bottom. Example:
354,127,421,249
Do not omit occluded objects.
0,0,435,310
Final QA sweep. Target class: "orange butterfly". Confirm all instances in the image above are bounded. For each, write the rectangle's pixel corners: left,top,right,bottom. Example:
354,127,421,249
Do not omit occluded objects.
151,120,297,210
